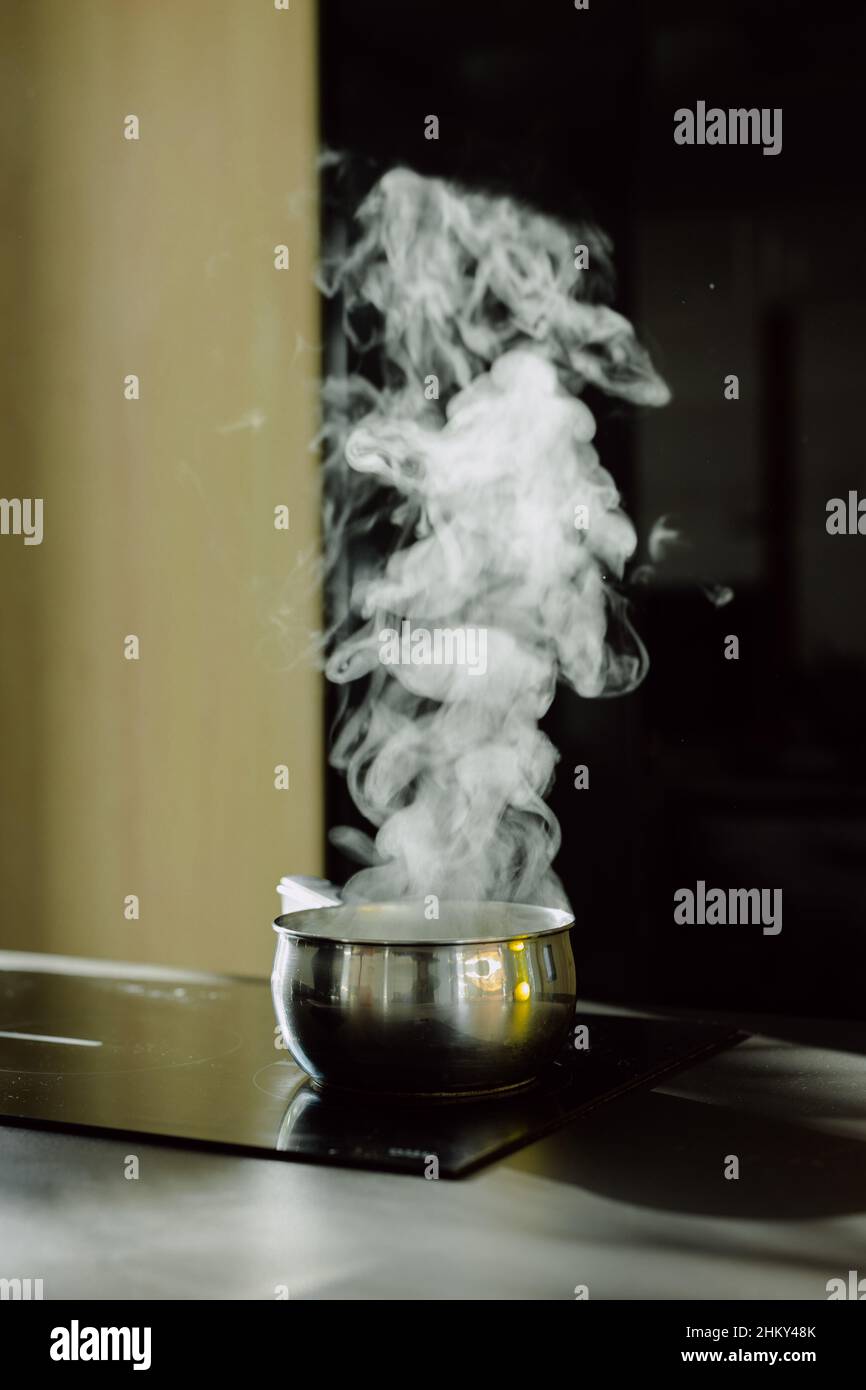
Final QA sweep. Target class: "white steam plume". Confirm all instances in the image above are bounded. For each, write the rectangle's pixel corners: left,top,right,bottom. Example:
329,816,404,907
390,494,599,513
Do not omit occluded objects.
320,168,669,907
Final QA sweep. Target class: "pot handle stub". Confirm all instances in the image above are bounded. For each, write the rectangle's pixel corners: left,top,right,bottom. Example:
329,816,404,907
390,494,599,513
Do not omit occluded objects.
275,875,342,915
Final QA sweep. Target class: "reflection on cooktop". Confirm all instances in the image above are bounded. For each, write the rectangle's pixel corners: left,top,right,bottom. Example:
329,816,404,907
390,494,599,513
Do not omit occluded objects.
0,967,744,1177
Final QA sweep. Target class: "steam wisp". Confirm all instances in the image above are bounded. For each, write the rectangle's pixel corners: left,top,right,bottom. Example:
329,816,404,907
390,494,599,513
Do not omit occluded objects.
321,169,669,906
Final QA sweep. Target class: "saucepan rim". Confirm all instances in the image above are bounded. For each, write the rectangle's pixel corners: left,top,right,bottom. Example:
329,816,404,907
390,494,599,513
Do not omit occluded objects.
272,898,574,948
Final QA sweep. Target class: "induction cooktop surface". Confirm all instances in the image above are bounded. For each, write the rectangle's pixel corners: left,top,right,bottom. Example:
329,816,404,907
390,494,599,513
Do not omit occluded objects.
0,963,743,1177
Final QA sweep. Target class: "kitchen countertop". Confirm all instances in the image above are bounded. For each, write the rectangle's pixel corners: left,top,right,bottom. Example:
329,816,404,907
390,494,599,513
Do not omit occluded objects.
1,954,864,1300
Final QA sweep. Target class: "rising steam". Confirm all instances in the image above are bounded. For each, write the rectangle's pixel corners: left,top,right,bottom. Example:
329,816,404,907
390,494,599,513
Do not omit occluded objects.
320,168,669,907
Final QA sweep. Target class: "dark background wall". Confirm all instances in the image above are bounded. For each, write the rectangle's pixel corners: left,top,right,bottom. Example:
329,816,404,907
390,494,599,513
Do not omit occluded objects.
320,0,866,1018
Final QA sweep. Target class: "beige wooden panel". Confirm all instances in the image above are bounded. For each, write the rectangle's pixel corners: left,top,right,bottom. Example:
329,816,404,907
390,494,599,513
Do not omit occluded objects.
0,0,322,976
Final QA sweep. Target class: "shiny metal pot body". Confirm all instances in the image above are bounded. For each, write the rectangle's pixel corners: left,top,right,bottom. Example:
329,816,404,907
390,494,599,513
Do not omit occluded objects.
271,900,576,1096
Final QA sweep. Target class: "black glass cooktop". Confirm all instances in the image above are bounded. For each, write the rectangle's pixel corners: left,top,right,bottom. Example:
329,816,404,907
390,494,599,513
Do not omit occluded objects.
0,965,743,1177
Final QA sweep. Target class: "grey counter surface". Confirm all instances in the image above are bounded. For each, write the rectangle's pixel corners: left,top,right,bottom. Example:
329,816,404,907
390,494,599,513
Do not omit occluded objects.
1,954,864,1300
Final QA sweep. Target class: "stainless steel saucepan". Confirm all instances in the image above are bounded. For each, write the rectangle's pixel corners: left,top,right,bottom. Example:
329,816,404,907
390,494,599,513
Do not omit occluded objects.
271,895,576,1097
